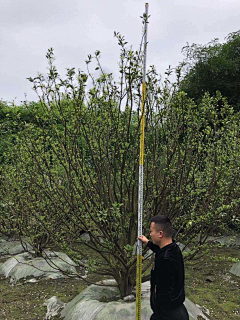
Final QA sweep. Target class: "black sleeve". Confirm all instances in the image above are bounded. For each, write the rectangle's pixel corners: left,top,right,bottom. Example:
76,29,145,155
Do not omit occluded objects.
147,240,160,253
155,259,176,310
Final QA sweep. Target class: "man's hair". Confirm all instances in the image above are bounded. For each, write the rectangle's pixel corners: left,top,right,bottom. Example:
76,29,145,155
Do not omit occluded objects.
150,215,173,238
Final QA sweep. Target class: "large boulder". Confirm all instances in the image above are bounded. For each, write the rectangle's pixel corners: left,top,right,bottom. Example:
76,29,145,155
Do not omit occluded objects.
0,252,31,277
230,262,240,277
207,235,240,247
0,251,77,283
0,241,33,256
60,280,209,320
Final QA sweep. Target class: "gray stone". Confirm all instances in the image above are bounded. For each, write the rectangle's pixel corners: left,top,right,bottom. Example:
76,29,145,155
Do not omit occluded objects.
207,235,240,247
0,241,33,256
177,242,190,252
43,251,78,267
44,296,66,319
140,280,151,299
60,279,209,320
132,241,154,260
0,235,9,241
26,278,38,283
230,262,240,277
80,232,91,242
0,251,77,283
196,304,210,316
0,254,11,262
144,249,154,259
95,299,151,320
0,252,32,277
82,269,88,279
205,276,215,282
185,298,209,320
61,280,120,320
0,262,3,275
123,294,135,302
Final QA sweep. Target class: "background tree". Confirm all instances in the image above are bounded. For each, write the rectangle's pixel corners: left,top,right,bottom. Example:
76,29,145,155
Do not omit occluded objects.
180,30,240,111
0,100,57,243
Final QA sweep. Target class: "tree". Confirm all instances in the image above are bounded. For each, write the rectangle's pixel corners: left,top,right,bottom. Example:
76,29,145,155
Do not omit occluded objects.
0,100,57,241
180,30,240,111
1,30,240,297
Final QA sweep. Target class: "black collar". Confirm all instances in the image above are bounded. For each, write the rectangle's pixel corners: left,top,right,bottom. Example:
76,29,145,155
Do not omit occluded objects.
158,240,176,253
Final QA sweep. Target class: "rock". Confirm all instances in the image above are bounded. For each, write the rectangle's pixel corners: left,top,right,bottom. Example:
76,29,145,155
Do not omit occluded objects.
43,251,78,267
207,235,240,247
0,254,11,262
196,304,210,316
80,232,91,242
26,278,38,283
205,276,215,282
123,295,135,302
185,298,209,320
131,241,153,259
177,242,190,252
0,262,3,275
140,281,151,299
144,249,154,260
46,273,63,280
82,269,88,279
61,280,120,320
0,235,9,242
44,296,66,319
1,252,32,277
60,279,209,320
0,241,33,256
230,262,240,277
1,251,78,283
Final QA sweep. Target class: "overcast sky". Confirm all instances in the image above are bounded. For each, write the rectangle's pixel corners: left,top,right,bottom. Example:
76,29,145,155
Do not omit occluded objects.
1,0,240,105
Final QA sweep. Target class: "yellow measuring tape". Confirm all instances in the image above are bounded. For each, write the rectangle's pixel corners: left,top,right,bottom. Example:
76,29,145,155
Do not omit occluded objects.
136,2,148,316
136,82,146,320
136,253,143,319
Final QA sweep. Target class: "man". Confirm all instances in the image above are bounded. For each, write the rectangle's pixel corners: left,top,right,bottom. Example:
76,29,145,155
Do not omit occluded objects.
138,215,189,320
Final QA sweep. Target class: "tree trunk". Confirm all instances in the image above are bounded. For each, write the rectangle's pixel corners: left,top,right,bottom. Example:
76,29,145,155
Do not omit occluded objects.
116,271,135,298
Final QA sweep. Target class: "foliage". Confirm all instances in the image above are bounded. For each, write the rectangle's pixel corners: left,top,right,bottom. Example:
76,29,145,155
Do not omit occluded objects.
0,100,54,240
1,27,240,297
0,100,43,164
180,30,240,111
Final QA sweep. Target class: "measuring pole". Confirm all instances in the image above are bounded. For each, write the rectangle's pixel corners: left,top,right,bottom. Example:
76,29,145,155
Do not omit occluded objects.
136,3,149,320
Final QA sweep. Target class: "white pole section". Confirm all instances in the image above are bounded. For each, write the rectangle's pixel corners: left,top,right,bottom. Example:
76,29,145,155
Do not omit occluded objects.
136,3,149,320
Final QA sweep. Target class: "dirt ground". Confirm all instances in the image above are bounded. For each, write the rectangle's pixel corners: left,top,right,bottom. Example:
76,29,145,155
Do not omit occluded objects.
0,244,239,320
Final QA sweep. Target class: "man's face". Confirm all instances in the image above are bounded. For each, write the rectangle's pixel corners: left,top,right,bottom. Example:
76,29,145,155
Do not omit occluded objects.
150,222,163,245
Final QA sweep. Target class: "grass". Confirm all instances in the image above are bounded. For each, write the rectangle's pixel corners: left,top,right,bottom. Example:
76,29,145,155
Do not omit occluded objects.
0,273,106,320
184,245,240,319
0,243,239,319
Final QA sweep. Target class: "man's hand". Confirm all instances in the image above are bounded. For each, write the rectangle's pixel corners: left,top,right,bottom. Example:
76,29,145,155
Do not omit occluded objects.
137,235,149,245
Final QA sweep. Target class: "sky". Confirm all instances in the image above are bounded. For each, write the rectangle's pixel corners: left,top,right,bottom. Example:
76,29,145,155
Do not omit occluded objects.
1,0,240,105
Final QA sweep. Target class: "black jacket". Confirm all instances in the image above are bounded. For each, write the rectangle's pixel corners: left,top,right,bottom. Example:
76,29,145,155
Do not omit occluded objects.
147,240,185,316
